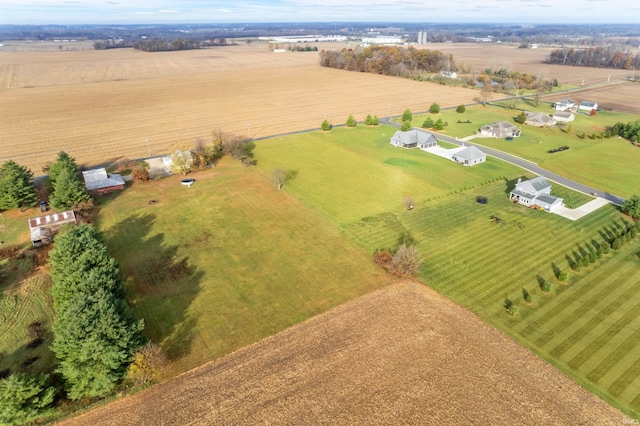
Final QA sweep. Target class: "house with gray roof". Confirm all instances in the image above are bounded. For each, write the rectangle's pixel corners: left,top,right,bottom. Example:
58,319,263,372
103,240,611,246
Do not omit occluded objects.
82,168,125,194
552,111,575,123
452,145,486,166
479,121,521,138
553,99,575,111
525,111,557,127
509,176,563,212
390,129,437,149
579,101,598,111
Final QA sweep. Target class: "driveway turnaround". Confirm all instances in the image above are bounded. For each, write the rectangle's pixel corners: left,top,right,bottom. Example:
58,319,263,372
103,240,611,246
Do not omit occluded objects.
552,197,611,221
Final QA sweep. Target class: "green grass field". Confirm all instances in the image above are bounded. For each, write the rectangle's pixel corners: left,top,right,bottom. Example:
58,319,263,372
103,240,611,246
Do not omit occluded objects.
93,161,397,374
0,274,55,378
254,125,640,417
411,104,640,197
2,119,640,417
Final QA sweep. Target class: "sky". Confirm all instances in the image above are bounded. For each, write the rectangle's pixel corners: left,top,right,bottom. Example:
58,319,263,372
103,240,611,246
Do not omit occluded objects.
1,0,638,25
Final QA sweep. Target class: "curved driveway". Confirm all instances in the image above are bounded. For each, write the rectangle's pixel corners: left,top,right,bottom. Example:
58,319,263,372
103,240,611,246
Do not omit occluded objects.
381,118,625,205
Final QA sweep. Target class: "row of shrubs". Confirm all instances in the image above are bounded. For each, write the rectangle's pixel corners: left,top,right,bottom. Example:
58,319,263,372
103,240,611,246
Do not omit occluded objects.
506,220,639,316
547,146,569,153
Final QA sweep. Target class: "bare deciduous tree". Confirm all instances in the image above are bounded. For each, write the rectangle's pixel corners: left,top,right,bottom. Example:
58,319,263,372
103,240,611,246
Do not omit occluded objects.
272,169,298,190
391,244,422,277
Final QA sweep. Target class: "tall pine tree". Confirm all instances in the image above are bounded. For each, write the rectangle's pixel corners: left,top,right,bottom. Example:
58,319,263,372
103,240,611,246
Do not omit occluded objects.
49,224,143,400
48,167,89,210
0,160,37,211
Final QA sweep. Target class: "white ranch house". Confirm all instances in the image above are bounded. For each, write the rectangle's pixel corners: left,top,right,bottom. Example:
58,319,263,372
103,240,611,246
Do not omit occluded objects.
509,176,563,212
479,121,521,138
552,111,575,123
579,101,598,111
525,112,557,127
390,129,437,149
553,99,575,111
452,146,486,166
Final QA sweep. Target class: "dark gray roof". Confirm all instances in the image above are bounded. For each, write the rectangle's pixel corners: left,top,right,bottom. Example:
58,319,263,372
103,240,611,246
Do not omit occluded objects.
511,189,536,200
536,194,562,205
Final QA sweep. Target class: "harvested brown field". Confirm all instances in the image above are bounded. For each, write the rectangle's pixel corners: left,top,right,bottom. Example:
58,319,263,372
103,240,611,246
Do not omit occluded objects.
435,43,639,86
61,282,626,426
0,43,478,174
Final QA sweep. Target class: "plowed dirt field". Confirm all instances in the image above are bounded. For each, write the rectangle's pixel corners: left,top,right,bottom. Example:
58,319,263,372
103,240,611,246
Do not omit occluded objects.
0,43,478,174
60,282,626,426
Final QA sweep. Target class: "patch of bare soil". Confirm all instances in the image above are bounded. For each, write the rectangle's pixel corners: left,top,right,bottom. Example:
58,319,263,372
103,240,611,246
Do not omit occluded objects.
60,282,626,426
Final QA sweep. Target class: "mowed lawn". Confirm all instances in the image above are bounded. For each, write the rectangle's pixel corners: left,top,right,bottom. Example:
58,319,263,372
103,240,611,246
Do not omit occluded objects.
94,160,396,374
255,126,640,417
413,104,640,197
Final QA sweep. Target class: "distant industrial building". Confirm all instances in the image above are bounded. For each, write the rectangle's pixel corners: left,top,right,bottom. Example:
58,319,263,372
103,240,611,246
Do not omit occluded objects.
417,30,428,44
258,35,347,43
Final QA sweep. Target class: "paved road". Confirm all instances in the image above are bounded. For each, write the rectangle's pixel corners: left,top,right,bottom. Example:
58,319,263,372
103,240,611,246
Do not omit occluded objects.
381,118,625,205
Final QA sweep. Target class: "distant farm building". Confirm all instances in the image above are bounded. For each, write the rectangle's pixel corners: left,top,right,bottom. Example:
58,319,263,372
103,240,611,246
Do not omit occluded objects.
82,168,125,194
553,99,575,111
509,176,563,212
579,101,598,111
552,111,575,123
390,129,437,149
452,146,486,166
479,121,521,138
525,112,557,127
28,210,76,246
440,70,458,79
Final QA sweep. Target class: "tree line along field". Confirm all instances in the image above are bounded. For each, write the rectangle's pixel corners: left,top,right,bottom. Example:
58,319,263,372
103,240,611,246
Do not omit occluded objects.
0,43,478,175
252,125,640,417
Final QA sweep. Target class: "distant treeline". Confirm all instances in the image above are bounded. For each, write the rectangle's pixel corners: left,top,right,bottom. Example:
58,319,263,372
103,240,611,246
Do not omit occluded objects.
546,47,640,69
319,46,454,77
94,38,228,52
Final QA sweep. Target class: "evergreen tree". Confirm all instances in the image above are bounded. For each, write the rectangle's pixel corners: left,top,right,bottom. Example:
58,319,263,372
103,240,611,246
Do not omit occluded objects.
346,114,357,127
433,118,445,130
0,374,55,425
52,289,143,400
429,102,440,114
402,109,413,122
321,119,331,131
48,151,79,186
422,117,435,128
365,114,373,125
49,167,89,210
401,120,412,131
622,194,640,218
516,111,527,124
372,115,379,125
456,104,466,113
0,160,37,211
49,224,144,400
